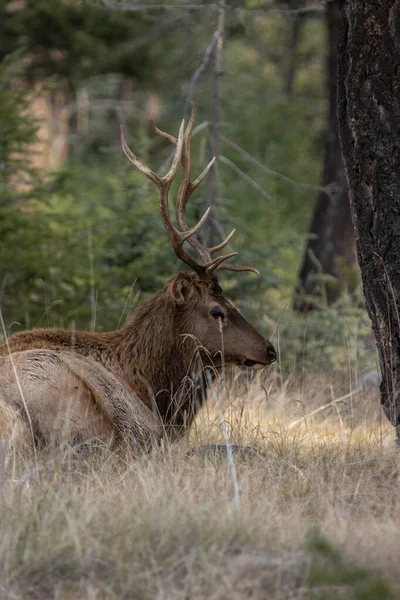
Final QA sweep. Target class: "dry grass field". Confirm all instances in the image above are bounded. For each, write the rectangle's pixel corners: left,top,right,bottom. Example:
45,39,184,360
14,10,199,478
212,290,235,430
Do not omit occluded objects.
0,369,399,600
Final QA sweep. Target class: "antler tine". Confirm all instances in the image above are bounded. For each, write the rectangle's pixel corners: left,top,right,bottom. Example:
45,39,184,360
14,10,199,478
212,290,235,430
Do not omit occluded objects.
205,254,262,276
163,120,185,184
176,104,215,263
209,228,236,254
206,252,238,273
132,118,184,186
190,156,216,193
121,126,161,187
215,264,260,275
181,207,211,241
176,102,196,219
150,122,177,146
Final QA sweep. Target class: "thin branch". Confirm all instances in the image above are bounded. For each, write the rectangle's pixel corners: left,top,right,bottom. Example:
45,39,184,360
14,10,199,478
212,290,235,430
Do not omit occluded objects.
184,33,218,113
242,1,326,17
219,155,274,202
100,1,219,11
99,0,325,16
288,388,361,429
221,135,331,196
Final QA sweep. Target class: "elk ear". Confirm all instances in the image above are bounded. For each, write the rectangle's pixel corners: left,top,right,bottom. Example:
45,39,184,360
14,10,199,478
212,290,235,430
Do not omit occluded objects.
170,273,195,305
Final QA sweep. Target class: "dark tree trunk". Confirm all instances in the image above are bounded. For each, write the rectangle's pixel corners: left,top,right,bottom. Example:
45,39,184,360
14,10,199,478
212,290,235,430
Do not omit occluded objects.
283,4,304,96
294,0,357,312
338,0,400,435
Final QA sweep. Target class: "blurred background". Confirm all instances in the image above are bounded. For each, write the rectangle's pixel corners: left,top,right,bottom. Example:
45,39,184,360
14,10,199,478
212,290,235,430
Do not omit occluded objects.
0,0,375,383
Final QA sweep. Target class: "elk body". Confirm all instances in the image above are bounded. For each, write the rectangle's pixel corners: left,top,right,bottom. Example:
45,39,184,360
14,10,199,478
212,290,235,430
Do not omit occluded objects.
0,105,276,456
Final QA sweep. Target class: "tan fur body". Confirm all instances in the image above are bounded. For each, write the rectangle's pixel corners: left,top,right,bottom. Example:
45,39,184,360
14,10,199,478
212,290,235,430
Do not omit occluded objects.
0,349,161,455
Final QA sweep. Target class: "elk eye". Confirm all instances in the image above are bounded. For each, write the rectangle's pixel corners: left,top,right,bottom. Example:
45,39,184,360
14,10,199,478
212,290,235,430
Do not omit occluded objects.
210,308,225,320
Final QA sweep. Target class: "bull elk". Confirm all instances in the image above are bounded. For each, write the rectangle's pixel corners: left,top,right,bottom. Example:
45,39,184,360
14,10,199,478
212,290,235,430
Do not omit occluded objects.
0,104,276,456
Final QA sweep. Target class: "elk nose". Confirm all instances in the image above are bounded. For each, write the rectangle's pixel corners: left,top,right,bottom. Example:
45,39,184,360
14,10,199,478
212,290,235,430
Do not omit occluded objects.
267,344,277,364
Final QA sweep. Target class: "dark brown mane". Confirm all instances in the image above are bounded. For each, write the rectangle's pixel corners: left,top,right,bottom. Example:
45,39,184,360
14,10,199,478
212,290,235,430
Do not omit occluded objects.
112,272,224,436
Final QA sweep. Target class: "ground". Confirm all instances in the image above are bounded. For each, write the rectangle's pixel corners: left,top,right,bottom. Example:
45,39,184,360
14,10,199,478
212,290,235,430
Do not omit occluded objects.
0,372,398,600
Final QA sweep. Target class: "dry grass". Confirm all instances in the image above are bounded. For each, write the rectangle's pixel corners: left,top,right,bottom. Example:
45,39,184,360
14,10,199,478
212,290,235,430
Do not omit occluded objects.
0,374,399,600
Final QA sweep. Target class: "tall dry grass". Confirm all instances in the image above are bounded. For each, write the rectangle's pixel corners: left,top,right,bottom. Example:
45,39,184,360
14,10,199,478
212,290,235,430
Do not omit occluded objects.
0,371,398,600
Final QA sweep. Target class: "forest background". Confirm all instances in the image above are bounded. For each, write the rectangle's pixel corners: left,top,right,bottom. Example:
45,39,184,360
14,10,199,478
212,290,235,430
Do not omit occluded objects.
0,0,374,383
4,3,400,598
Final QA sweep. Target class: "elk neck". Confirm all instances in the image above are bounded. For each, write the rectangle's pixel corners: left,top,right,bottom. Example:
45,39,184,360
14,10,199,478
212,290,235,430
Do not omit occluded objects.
111,287,215,433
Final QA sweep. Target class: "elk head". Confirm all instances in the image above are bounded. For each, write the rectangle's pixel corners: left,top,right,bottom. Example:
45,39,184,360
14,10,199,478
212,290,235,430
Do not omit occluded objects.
121,104,277,373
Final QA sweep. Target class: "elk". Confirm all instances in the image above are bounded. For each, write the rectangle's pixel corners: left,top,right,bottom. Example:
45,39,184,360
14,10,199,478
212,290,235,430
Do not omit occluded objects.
0,104,276,456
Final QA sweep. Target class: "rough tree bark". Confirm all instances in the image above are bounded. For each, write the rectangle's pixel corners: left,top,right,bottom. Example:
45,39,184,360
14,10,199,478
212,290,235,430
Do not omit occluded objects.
294,0,357,312
338,0,400,434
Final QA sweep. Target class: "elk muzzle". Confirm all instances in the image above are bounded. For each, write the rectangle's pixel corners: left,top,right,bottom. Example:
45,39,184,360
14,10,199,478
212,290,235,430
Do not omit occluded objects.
241,341,277,369
220,313,277,370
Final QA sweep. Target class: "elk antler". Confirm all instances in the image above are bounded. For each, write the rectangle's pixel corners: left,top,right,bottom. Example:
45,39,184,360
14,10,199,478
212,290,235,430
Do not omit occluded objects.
121,103,259,277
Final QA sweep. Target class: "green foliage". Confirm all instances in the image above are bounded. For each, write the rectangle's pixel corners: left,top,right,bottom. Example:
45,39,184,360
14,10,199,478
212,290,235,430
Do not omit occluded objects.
308,535,394,600
0,52,47,329
1,164,179,331
0,0,158,88
0,52,39,203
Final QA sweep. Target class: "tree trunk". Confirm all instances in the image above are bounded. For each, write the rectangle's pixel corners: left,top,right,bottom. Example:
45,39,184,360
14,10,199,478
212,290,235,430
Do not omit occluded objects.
338,0,400,435
294,0,357,312
202,0,225,247
283,2,304,96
